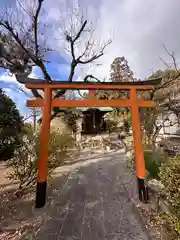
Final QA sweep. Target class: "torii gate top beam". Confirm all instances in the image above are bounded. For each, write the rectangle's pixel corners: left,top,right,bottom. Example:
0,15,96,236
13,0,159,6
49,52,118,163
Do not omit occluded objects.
25,78,161,90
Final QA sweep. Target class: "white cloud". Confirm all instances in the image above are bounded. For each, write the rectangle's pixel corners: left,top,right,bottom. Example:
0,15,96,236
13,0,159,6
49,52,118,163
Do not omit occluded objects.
0,65,39,82
0,71,17,83
0,65,42,96
28,66,42,79
2,0,180,82
3,87,11,92
40,0,180,80
0,65,42,117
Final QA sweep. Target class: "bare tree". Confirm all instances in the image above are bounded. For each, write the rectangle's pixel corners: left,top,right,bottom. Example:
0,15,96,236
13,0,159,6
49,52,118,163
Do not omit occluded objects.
141,46,180,146
158,45,180,122
18,85,42,130
0,0,111,100
23,108,41,131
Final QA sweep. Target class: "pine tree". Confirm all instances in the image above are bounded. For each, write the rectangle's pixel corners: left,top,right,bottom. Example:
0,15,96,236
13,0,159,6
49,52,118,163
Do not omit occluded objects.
110,57,134,82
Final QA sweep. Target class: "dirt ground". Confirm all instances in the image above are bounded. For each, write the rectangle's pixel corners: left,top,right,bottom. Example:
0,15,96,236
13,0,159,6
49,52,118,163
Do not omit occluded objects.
0,161,69,240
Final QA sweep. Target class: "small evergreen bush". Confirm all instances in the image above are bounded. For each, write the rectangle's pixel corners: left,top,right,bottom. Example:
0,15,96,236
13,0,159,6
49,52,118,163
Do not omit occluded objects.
159,156,180,236
144,151,163,179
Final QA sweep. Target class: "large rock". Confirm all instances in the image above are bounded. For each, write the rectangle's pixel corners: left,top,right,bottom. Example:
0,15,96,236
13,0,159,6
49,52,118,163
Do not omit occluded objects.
147,179,164,193
148,180,170,214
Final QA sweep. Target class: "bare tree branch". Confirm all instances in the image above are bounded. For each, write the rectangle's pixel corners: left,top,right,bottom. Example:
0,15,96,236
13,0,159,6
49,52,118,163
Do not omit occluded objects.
19,85,42,130
159,56,170,69
66,20,87,60
157,44,180,90
77,89,85,98
23,114,33,121
78,40,112,64
33,0,44,59
77,40,92,60
73,20,87,42
18,86,31,98
162,44,180,72
0,20,35,61
31,89,43,98
0,1,112,108
65,20,88,82
16,0,33,19
18,85,43,99
0,13,51,83
53,89,66,99
84,74,101,83
64,11,111,83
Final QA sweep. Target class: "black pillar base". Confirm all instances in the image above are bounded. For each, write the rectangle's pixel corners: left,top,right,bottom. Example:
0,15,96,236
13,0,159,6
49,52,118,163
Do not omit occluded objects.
35,181,47,208
137,178,149,204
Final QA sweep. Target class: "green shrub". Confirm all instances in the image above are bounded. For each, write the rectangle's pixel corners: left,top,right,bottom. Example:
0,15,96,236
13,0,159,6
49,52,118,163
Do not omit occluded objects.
0,89,23,161
106,119,118,132
144,151,162,179
126,150,166,179
159,156,180,212
6,128,74,194
158,156,180,236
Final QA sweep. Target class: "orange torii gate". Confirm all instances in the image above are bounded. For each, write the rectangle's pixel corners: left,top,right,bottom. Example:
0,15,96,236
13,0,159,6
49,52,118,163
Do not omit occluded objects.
25,79,161,208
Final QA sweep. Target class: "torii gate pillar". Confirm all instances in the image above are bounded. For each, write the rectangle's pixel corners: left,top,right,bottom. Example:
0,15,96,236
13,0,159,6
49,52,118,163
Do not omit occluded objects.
131,88,148,201
35,87,52,208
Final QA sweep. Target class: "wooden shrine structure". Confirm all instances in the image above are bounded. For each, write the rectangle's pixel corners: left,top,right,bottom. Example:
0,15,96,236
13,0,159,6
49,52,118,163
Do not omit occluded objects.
25,78,161,208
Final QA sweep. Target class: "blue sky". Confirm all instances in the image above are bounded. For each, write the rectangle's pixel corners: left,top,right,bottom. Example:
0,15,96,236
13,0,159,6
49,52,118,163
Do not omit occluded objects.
0,57,70,118
1,0,180,120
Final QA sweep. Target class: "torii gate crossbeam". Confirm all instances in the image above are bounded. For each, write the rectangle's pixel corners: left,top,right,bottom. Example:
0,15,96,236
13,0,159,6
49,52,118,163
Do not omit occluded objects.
25,79,161,208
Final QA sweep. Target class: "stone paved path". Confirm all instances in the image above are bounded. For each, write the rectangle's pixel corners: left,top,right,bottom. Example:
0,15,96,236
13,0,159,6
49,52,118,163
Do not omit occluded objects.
35,150,150,240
